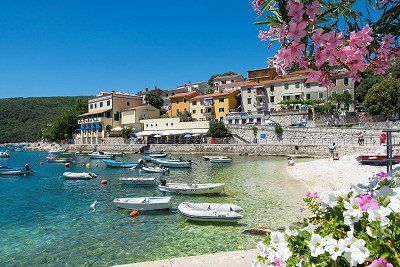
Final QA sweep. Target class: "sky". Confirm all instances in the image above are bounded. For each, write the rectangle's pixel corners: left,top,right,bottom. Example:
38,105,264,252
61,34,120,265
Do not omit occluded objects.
0,0,274,98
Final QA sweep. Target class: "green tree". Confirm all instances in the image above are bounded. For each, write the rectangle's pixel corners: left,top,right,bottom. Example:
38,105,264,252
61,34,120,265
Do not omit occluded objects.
355,75,384,105
177,110,191,119
121,126,132,139
329,92,353,111
144,91,163,110
208,121,228,138
364,78,400,118
207,72,237,87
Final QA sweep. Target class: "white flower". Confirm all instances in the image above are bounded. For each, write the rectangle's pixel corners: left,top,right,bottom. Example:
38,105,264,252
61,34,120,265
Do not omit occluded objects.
269,231,286,248
284,226,299,237
301,223,319,234
367,206,392,228
308,234,327,257
347,239,370,265
344,230,355,246
388,195,400,213
343,197,363,227
324,238,346,260
257,241,268,258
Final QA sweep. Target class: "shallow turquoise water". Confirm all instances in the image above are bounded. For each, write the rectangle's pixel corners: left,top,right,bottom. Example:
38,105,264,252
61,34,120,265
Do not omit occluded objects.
0,151,306,266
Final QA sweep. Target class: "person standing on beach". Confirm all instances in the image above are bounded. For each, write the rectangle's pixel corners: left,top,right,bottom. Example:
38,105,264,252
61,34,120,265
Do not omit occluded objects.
328,142,336,161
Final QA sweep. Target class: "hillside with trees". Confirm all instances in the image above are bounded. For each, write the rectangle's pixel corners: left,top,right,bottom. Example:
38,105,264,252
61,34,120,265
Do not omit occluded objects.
0,96,89,143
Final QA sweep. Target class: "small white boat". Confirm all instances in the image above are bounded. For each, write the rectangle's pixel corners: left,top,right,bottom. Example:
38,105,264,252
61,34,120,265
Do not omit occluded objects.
63,172,97,180
156,159,192,168
203,155,229,161
158,183,224,195
113,197,172,211
0,151,10,158
75,152,89,156
48,148,62,155
144,150,163,155
14,147,25,152
141,166,169,174
47,155,73,163
89,152,116,159
178,202,243,223
118,177,158,185
148,153,168,158
181,202,243,212
210,157,232,163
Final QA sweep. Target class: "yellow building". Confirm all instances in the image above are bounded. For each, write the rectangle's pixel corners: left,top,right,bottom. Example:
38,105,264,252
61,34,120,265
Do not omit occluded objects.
169,91,200,117
75,91,143,144
121,104,160,132
191,90,240,122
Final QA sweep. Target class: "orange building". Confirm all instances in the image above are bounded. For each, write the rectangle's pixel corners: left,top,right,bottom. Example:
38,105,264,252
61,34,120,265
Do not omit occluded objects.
169,91,200,117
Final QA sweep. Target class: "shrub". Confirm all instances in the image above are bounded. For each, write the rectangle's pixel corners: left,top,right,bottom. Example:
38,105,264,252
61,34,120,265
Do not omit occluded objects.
208,121,228,138
254,171,400,266
274,123,283,136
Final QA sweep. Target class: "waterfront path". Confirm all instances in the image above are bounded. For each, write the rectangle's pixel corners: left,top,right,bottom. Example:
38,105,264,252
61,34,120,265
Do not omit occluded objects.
116,249,256,267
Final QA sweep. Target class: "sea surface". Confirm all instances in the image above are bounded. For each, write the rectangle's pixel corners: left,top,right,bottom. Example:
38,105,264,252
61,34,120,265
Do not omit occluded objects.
0,151,306,266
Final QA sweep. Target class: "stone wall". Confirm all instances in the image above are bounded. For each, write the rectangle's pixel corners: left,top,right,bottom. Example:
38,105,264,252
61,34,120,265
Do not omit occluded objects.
227,125,385,146
148,143,378,157
67,144,147,153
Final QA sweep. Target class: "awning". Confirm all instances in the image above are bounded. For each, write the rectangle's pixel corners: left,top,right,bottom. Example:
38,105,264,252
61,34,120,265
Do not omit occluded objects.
95,124,102,130
111,126,123,131
282,93,302,96
79,108,112,117
136,128,209,137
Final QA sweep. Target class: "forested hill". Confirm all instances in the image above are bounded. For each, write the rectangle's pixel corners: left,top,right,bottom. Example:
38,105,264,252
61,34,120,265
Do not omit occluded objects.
0,96,89,143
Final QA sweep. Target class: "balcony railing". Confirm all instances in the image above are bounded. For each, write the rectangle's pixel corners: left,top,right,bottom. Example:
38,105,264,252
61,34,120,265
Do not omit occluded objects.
255,90,266,97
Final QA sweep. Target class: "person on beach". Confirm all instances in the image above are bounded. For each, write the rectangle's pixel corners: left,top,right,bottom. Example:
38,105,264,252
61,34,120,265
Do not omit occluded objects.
328,142,336,161
288,156,295,166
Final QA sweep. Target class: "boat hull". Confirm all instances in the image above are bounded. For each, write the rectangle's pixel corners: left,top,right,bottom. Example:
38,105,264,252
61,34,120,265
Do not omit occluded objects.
157,160,192,168
177,203,242,223
141,167,169,174
356,155,400,166
89,154,116,159
104,160,139,168
158,183,224,195
113,197,172,211
63,172,96,180
0,169,30,175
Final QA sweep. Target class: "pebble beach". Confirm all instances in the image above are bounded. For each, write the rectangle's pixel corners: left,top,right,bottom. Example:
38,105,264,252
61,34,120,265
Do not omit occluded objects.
287,155,387,199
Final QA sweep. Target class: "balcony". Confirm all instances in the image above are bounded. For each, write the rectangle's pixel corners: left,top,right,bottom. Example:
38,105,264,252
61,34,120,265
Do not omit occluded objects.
202,99,213,107
255,89,266,97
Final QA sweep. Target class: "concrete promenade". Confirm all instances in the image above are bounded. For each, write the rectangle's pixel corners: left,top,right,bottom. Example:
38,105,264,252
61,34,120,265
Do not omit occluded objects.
116,249,256,267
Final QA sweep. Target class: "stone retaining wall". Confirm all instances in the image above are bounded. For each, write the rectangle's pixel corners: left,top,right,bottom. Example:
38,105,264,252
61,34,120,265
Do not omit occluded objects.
67,144,147,153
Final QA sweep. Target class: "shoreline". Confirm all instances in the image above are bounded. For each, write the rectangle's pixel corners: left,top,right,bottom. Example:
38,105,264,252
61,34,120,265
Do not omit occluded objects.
287,154,386,199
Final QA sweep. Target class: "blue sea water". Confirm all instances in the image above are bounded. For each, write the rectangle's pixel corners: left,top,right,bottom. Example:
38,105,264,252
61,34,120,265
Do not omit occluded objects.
0,151,306,266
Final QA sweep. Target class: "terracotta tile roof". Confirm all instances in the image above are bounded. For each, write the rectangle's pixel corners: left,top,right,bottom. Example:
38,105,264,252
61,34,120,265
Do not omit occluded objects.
214,74,242,80
169,91,199,99
191,90,240,100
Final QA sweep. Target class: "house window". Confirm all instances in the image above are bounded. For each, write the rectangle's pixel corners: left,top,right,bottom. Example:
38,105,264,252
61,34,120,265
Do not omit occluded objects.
151,124,153,127
344,89,350,94
127,102,130,106
319,92,324,99
192,101,197,105
247,98,251,104
247,88,251,94
94,103,97,108
228,119,232,124
295,95,301,100
295,82,300,88
106,100,111,106
283,96,290,101
146,124,148,127
166,94,169,97
192,110,196,114
270,96,275,103
306,83,311,88
176,99,179,104
219,107,225,112
344,77,349,86
166,123,169,126
90,104,93,109
176,109,179,113
331,78,337,85
172,92,175,96
201,109,203,113
222,81,226,84
171,123,174,126
306,93,311,100
114,112,120,121
218,98,224,103
184,98,187,103
270,85,274,92
99,102,103,108
284,84,289,89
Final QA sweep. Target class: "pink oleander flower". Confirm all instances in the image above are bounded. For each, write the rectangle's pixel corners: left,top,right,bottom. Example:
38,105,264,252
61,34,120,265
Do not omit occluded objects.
306,191,319,199
287,20,307,42
306,69,323,83
306,1,322,19
376,172,389,181
368,257,394,267
358,194,379,211
258,30,269,41
252,0,262,14
287,0,305,21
